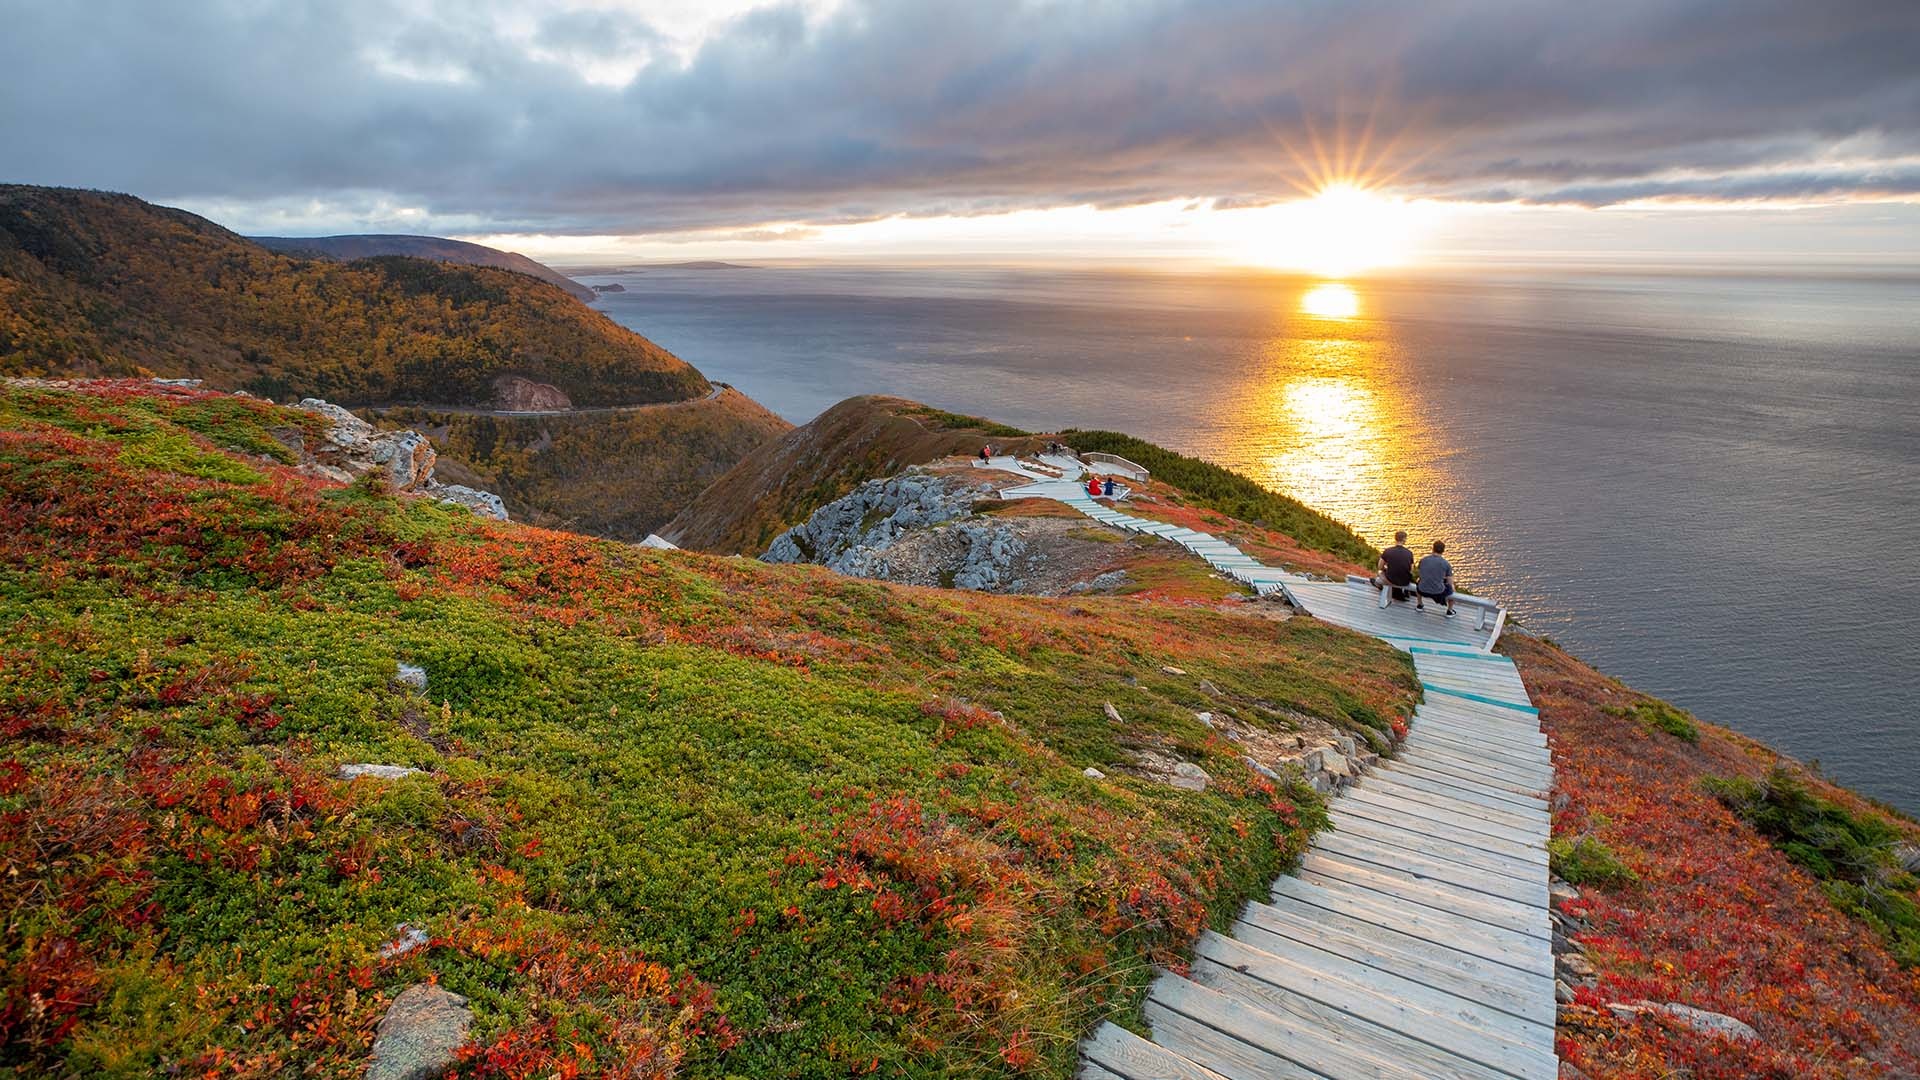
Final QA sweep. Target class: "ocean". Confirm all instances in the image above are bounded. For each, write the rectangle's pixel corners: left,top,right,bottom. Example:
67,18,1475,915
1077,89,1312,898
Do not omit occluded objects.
581,264,1920,814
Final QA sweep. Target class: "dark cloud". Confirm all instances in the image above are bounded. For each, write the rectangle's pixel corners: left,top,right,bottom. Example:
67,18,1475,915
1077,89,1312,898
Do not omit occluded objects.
1,0,1916,233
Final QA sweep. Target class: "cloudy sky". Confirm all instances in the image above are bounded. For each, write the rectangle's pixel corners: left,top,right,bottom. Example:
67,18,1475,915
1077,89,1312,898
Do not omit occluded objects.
4,0,1918,266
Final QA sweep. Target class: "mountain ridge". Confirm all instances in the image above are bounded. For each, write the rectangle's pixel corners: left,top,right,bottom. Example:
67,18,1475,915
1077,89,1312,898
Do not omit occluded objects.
250,233,596,303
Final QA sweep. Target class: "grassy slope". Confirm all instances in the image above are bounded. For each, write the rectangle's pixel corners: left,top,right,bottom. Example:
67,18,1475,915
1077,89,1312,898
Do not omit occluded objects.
372,389,793,540
0,186,708,407
0,381,1417,1078
1508,635,1920,1077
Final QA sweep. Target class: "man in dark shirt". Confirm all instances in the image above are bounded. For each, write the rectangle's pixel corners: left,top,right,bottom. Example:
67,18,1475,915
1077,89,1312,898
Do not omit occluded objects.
1417,540,1457,617
1371,530,1416,607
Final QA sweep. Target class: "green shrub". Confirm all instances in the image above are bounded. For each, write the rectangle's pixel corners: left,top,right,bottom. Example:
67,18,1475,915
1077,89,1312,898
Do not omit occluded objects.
1706,768,1920,965
1616,699,1699,743
1548,834,1639,888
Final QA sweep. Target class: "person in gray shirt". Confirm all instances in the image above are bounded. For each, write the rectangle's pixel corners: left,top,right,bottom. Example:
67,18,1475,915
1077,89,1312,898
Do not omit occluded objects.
1416,540,1456,617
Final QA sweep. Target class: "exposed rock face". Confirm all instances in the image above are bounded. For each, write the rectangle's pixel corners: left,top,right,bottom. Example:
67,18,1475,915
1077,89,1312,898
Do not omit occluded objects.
287,396,506,519
296,399,435,490
429,484,508,520
491,375,572,412
366,984,471,1080
764,471,983,573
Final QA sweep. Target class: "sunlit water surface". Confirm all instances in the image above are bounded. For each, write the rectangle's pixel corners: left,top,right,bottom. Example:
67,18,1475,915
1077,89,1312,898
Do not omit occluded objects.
584,265,1920,813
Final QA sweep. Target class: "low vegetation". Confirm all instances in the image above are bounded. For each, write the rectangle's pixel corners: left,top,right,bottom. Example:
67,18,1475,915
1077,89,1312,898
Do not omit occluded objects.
1509,635,1920,1077
0,381,1418,1077
1060,431,1375,565
1547,830,1638,889
0,186,709,407
1612,698,1700,743
1707,768,1920,965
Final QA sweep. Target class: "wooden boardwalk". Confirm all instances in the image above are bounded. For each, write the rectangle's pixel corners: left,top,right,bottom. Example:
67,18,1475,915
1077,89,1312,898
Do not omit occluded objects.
999,477,1557,1079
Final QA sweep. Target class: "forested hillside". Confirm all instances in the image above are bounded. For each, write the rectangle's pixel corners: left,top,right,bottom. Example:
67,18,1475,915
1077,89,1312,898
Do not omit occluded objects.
0,186,707,407
251,233,595,303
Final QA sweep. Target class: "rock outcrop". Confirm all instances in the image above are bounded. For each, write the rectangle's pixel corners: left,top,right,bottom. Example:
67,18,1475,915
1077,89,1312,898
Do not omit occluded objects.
289,397,507,519
294,399,436,490
764,471,984,574
366,984,471,1080
490,375,572,412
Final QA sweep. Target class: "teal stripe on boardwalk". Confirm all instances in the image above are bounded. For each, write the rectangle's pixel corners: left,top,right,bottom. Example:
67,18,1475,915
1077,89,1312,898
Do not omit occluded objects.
1411,646,1515,663
1422,683,1540,714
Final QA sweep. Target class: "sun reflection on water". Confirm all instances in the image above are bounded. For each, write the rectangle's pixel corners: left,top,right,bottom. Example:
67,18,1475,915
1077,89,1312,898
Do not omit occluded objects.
1227,281,1442,547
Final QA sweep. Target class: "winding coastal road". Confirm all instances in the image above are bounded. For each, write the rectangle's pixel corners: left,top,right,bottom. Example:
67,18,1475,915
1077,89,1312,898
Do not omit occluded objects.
361,382,731,418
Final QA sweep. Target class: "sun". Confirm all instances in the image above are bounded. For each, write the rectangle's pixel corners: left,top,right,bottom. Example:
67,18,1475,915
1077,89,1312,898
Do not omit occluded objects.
1300,282,1360,319
1231,182,1417,276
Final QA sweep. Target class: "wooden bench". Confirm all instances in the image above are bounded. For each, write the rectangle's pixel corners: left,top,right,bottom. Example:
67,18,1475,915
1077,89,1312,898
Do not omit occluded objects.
1345,574,1503,630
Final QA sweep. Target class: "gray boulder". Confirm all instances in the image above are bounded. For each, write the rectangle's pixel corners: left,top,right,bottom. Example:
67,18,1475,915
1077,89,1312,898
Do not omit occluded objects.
366,984,471,1080
340,764,422,781
393,663,428,692
428,483,508,520
1168,762,1211,792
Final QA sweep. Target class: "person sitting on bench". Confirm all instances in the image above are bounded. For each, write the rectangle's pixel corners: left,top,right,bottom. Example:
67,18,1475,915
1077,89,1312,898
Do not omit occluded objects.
1416,541,1457,617
1371,530,1416,606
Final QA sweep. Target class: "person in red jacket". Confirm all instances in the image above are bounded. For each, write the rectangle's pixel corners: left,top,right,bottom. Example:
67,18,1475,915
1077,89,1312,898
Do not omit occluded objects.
1087,475,1103,498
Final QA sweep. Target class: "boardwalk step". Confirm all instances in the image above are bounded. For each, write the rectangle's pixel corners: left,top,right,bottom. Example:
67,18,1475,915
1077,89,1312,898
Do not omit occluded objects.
1080,1020,1223,1080
1191,934,1557,1078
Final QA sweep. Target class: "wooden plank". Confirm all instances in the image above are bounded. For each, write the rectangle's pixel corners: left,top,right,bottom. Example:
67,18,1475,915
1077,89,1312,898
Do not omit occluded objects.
1304,849,1549,926
1421,684,1539,714
1269,874,1553,978
1413,695,1544,727
1141,998,1322,1080
1341,786,1548,850
1385,754,1551,798
1193,934,1557,1079
1399,745,1554,792
1386,758,1549,800
1357,775,1549,829
1411,714,1549,752
1404,733,1553,776
1411,646,1515,663
1316,831,1549,908
1081,1020,1225,1080
1079,1063,1127,1080
1374,763,1550,812
1413,702,1547,739
1299,857,1550,936
1188,960,1519,1080
1404,733,1555,777
1402,733,1552,777
1237,902,1555,1026
1330,808,1547,875
1153,965,1433,1080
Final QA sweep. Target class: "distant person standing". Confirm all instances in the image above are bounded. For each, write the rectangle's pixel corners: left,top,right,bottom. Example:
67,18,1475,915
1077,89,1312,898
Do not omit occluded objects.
979,445,993,464
1417,541,1457,617
1371,530,1416,607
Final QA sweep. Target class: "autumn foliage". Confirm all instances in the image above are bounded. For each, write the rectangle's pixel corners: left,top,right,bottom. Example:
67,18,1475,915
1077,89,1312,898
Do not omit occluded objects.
0,380,1413,1077
1509,635,1920,1078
